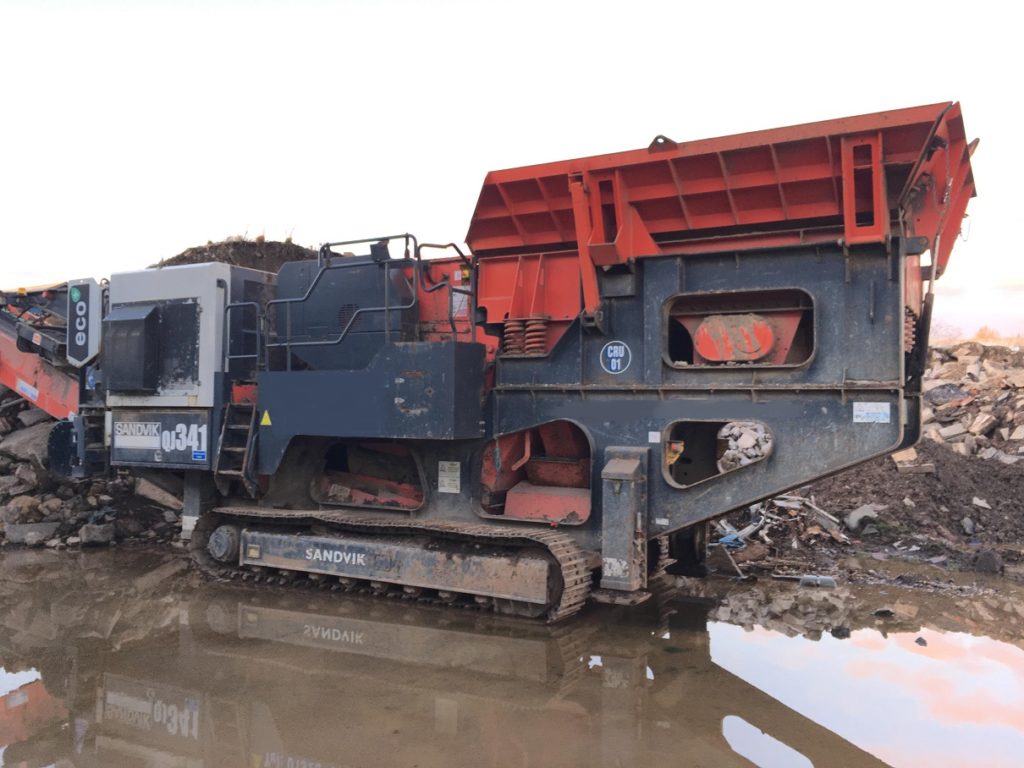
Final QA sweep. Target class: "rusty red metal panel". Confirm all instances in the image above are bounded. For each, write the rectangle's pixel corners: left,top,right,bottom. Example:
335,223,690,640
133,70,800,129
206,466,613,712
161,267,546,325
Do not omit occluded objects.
466,103,975,276
0,333,78,418
503,482,591,525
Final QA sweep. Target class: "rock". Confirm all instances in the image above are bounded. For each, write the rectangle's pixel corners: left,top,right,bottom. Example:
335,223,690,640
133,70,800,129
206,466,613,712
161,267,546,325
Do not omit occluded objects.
1010,425,1024,441
845,503,885,530
134,478,184,511
736,431,757,450
12,463,40,491
890,447,917,464
997,452,1020,465
39,497,62,515
3,495,40,524
926,383,968,405
5,521,60,545
78,523,115,546
968,413,997,436
44,538,61,549
974,549,1004,575
972,497,991,510
938,422,967,440
0,421,53,464
65,536,81,546
162,509,180,524
915,637,928,647
979,447,999,460
16,407,51,428
961,516,976,535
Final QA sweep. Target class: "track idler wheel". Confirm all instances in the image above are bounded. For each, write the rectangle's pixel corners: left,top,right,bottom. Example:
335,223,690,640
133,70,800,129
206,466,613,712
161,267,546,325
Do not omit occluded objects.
207,524,242,564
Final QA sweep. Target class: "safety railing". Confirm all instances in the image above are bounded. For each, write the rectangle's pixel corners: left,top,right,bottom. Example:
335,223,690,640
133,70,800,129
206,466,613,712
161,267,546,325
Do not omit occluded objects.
221,234,481,372
417,242,478,338
264,234,421,371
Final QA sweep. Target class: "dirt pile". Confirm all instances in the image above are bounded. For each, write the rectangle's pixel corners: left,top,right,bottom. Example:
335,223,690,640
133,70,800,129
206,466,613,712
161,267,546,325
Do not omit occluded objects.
719,343,1024,579
152,236,317,273
0,385,182,549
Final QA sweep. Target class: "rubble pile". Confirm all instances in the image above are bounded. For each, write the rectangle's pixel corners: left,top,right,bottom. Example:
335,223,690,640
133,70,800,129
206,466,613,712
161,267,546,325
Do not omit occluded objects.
920,342,1024,464
0,385,183,549
717,421,773,472
713,343,1024,578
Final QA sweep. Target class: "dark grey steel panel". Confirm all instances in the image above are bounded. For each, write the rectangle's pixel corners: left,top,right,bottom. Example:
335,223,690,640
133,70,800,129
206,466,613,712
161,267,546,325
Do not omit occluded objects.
257,341,485,473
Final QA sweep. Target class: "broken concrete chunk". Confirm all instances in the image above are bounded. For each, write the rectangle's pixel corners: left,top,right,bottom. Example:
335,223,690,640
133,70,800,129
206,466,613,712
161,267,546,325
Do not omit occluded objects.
968,413,997,436
5,521,61,545
1010,425,1024,441
890,447,917,464
79,523,115,546
938,422,967,439
134,478,184,511
16,407,51,428
845,503,886,530
961,516,976,535
3,495,40,524
0,421,54,464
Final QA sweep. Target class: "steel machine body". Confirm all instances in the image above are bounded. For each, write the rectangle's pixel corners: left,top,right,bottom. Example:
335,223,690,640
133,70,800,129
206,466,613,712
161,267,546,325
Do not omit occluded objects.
0,103,976,619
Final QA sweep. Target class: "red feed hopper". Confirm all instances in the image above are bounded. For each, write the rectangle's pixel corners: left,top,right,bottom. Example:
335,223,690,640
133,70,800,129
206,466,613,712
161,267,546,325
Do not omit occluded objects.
468,102,976,327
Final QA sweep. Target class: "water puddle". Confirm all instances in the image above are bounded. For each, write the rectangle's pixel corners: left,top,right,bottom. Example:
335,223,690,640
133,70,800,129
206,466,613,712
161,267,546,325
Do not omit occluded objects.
0,548,1020,767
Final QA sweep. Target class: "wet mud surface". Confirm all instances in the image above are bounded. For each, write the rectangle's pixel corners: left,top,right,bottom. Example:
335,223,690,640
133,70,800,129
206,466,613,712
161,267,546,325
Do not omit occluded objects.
0,548,1021,767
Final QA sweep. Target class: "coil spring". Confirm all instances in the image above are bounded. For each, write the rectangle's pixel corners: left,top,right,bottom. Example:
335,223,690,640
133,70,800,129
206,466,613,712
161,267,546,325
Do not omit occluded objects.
904,307,918,350
503,319,526,355
524,317,549,355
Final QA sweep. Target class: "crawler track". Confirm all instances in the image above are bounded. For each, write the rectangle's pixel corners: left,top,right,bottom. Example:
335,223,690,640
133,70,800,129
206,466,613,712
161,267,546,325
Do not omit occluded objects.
190,506,594,622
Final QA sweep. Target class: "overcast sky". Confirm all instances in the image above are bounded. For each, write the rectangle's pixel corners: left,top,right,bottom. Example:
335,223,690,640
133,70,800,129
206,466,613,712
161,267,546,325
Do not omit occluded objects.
0,0,1018,335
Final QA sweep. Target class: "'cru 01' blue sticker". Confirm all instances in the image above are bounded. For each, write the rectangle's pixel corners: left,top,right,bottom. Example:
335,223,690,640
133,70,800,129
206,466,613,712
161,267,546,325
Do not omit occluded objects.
600,341,632,374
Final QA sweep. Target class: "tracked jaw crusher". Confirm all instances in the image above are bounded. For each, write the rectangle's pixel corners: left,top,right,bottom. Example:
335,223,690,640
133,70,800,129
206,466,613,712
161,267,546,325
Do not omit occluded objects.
10,103,975,620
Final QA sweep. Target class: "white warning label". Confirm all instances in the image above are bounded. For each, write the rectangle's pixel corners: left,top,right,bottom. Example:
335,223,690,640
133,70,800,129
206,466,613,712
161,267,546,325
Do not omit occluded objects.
853,402,891,424
438,461,461,494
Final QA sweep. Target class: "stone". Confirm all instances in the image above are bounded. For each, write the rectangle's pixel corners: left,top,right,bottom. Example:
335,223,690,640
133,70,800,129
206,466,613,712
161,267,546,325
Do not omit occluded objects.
961,516,976,535
938,422,967,440
135,478,183,511
162,509,180,524
3,495,40,524
1010,425,1024,441
921,406,935,425
974,549,1004,575
5,521,60,545
969,413,997,436
0,422,53,464
736,431,757,450
997,452,1020,465
39,497,62,515
78,523,115,546
891,447,917,464
16,407,50,428
972,497,991,510
845,503,885,530
12,463,40,490
65,536,81,546
979,447,999,460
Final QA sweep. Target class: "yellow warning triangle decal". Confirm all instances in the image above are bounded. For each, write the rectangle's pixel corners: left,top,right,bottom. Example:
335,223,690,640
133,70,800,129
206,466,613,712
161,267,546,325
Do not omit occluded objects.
260,410,272,426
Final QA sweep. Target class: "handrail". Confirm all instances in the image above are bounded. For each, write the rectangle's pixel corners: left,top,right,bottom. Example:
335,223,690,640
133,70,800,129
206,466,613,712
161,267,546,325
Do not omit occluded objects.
222,301,262,368
417,243,477,338
264,234,421,371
